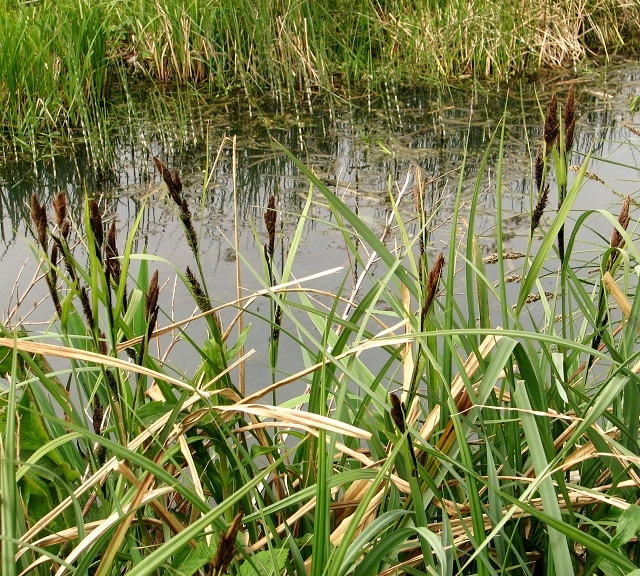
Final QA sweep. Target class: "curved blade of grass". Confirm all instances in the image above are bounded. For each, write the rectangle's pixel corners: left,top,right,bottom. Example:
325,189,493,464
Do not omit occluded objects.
277,142,418,299
512,382,574,575
516,153,590,314
1,342,20,576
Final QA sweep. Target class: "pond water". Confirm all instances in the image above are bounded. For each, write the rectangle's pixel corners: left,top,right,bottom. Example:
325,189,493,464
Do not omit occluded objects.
1,61,639,392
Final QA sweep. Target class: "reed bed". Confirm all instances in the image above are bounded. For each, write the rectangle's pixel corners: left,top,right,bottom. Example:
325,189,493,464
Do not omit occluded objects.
1,0,639,167
2,98,640,575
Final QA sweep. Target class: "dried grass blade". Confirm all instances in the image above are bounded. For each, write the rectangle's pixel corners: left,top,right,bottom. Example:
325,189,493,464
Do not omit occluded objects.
216,404,371,439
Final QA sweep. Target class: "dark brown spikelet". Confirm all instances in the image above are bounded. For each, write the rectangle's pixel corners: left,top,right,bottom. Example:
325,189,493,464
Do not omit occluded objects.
154,158,200,257
389,392,406,433
564,85,576,152
272,304,283,342
143,272,160,359
608,196,631,269
531,183,549,233
95,445,107,465
146,270,159,321
53,192,67,227
105,222,126,307
211,511,244,574
611,195,631,250
543,94,559,152
186,266,211,312
98,330,108,356
105,222,120,271
50,243,59,279
412,167,424,215
534,148,544,193
93,395,104,435
61,219,71,240
49,240,62,316
153,157,183,206
179,198,199,256
80,285,95,332
421,253,445,326
30,194,48,250
264,195,277,259
106,369,119,398
89,200,104,259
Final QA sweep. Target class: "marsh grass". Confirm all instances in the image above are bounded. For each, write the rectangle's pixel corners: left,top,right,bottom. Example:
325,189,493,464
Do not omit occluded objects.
2,95,640,575
1,0,640,167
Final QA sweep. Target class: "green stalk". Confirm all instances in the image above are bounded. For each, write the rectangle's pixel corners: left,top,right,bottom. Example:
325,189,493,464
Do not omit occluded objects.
1,342,19,576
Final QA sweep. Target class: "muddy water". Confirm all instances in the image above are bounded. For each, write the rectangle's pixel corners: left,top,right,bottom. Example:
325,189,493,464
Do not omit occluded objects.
0,62,639,392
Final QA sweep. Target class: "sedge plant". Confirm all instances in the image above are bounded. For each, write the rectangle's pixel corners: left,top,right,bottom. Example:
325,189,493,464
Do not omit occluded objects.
1,102,640,575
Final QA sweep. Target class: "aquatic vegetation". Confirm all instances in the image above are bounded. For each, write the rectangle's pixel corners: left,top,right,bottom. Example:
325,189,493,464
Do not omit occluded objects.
2,94,640,574
1,0,639,168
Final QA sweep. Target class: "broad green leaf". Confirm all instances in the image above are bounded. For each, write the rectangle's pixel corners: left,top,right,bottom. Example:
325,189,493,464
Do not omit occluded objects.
239,548,288,576
224,323,251,363
610,505,640,548
171,539,217,575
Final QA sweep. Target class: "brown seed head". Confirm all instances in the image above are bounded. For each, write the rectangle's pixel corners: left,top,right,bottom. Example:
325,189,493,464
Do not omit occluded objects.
424,253,445,310
106,222,118,259
30,194,48,249
178,199,199,256
93,395,104,435
98,331,108,356
619,195,631,230
264,195,277,258
544,94,559,152
534,148,544,193
413,166,425,217
146,270,159,320
61,220,71,240
212,511,244,573
53,192,67,227
610,195,631,259
89,200,104,252
154,157,183,206
105,222,121,280
106,369,119,397
531,183,549,234
389,392,406,433
186,266,211,313
564,85,576,151
80,285,95,332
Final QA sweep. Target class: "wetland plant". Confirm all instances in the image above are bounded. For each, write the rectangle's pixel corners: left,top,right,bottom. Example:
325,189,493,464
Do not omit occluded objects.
2,107,640,575
1,0,640,167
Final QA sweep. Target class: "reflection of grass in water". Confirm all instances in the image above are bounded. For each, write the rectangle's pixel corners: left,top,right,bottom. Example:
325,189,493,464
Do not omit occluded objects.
3,99,640,574
1,0,640,166
0,76,627,255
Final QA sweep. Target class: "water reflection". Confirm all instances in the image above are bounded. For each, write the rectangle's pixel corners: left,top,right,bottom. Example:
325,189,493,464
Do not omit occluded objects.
0,62,639,377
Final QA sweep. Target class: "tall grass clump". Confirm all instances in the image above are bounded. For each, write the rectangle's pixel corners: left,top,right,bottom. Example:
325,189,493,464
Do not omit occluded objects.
109,0,640,88
1,0,640,166
0,0,113,166
2,97,640,575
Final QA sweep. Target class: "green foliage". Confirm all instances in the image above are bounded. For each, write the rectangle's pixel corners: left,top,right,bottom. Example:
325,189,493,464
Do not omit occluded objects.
2,104,640,574
611,506,640,549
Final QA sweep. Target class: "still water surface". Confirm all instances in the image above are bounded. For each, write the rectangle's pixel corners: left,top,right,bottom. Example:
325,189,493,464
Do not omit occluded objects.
1,63,639,391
